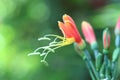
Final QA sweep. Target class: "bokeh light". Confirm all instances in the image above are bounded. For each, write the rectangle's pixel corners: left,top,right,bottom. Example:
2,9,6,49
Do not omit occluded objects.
27,1,50,22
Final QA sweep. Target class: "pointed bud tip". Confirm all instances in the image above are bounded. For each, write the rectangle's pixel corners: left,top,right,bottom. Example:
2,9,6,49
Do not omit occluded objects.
81,21,90,28
103,28,109,33
82,21,88,24
81,21,92,31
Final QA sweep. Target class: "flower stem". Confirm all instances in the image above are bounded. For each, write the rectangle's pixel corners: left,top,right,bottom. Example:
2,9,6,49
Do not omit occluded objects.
100,62,105,79
111,61,118,80
93,49,102,72
103,49,111,79
83,57,96,80
104,55,111,79
112,35,120,80
84,49,100,80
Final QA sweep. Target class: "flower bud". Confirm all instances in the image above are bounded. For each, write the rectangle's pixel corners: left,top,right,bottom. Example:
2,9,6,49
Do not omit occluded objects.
115,16,120,35
103,28,110,49
81,21,97,49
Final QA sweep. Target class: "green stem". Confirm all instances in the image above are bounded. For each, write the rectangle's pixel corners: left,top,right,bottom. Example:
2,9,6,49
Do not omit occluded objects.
100,62,105,79
104,54,110,79
84,49,100,80
74,43,96,80
84,57,96,80
112,61,118,80
93,49,102,72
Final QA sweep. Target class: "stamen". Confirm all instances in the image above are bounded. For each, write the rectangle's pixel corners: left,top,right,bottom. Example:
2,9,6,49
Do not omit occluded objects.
38,37,51,41
44,34,65,40
40,53,46,56
28,34,74,64
33,47,44,53
41,60,48,66
28,52,40,56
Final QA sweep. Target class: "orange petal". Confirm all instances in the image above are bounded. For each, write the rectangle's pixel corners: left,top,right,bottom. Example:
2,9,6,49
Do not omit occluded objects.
58,21,71,38
65,20,82,43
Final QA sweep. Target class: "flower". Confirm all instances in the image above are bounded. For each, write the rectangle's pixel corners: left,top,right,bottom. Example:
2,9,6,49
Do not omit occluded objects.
28,14,84,63
103,28,110,49
81,21,97,45
58,14,83,44
115,16,120,35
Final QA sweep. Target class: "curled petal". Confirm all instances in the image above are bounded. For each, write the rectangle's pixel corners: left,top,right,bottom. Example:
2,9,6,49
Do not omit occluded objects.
58,21,72,38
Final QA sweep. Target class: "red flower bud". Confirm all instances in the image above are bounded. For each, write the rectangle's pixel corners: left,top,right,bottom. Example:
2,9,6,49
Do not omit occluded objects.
81,21,96,45
103,28,110,49
115,16,120,35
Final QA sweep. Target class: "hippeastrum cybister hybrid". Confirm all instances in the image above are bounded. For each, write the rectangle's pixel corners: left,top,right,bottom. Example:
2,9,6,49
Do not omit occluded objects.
28,14,85,63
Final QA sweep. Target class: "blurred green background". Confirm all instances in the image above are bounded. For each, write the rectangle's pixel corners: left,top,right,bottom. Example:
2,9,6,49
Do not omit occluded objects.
0,0,120,80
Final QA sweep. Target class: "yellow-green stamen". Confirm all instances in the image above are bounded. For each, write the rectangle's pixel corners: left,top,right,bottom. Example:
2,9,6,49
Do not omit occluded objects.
28,34,74,64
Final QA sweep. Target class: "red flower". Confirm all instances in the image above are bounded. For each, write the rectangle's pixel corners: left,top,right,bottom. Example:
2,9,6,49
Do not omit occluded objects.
58,14,83,44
